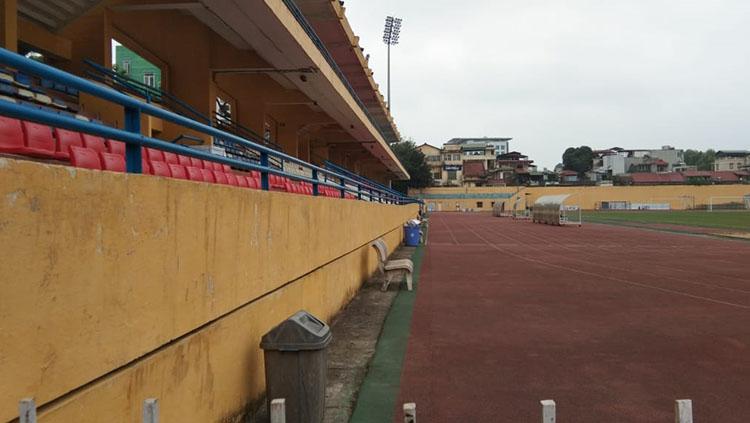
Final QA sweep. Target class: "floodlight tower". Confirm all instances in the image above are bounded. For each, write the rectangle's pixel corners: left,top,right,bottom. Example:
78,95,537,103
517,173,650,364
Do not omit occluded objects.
382,15,402,111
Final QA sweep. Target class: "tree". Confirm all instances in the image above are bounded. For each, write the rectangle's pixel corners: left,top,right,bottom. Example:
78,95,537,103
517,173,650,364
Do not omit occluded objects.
684,149,716,171
562,146,594,175
390,140,432,194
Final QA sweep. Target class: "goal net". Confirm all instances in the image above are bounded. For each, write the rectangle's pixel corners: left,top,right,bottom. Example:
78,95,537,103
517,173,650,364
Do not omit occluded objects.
707,195,750,212
648,196,696,210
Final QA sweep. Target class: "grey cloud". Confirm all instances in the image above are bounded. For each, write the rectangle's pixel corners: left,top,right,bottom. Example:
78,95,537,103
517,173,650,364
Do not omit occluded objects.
347,0,750,168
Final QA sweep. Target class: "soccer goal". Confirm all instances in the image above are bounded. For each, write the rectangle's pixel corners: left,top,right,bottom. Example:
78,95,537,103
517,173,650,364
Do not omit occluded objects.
707,195,750,212
648,196,696,210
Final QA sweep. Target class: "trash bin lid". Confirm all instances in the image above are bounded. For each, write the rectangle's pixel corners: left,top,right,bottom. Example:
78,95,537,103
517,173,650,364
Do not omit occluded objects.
260,310,333,351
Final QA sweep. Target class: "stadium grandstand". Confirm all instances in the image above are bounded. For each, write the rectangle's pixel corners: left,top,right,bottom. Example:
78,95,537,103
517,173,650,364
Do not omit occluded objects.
0,1,420,422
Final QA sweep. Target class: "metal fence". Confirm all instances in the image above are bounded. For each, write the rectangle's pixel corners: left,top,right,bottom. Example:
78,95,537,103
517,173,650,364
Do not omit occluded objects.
0,48,419,205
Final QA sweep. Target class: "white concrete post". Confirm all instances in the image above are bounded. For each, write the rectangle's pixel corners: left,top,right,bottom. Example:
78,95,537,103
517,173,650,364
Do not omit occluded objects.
142,398,159,423
403,402,416,423
675,399,693,423
19,398,36,423
541,399,556,423
270,398,286,423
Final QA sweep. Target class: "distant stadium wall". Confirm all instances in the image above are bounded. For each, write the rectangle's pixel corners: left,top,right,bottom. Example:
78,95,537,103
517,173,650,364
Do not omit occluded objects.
411,185,750,211
0,158,418,422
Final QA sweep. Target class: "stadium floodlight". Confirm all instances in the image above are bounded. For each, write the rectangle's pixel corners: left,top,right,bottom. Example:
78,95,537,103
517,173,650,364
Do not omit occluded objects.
382,16,403,111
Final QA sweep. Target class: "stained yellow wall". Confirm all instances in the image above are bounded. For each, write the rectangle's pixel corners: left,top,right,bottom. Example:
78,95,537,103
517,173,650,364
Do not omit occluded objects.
0,158,417,422
412,185,750,211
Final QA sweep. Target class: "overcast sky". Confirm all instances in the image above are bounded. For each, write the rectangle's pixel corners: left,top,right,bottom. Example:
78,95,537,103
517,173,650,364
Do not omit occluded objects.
345,0,750,169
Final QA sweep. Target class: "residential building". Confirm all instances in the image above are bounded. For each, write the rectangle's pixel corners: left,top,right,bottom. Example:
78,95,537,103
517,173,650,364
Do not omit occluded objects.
560,170,580,184
115,45,162,89
622,171,749,185
419,137,539,187
438,140,496,186
417,143,443,184
592,146,685,180
446,137,511,157
714,150,750,171
487,151,542,186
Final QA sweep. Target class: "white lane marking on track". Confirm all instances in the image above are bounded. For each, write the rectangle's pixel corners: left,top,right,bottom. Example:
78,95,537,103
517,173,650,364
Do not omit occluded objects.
490,220,750,294
459,220,750,311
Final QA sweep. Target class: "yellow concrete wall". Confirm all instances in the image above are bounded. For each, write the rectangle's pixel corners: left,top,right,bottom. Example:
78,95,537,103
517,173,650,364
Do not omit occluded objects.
523,185,750,210
411,185,750,211
0,158,417,422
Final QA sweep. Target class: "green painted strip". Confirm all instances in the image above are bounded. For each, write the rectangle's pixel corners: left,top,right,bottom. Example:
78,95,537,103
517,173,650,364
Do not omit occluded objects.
349,231,426,423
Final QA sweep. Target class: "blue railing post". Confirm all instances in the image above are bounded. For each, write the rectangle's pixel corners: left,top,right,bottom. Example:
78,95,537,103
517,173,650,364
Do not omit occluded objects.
0,48,421,205
260,151,269,190
312,169,319,196
124,106,142,173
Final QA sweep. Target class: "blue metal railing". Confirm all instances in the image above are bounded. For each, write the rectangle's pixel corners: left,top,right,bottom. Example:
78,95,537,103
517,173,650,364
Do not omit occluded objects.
0,48,420,205
324,160,406,201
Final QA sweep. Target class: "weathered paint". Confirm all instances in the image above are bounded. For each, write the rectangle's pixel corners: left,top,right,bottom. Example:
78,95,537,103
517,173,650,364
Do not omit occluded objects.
0,158,417,421
412,185,750,211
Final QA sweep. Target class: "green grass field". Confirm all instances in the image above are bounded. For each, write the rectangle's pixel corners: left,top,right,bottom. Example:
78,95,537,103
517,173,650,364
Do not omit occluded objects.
582,210,750,231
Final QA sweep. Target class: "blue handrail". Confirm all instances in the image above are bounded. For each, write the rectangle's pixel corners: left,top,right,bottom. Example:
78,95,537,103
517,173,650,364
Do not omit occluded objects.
324,160,406,199
0,48,420,205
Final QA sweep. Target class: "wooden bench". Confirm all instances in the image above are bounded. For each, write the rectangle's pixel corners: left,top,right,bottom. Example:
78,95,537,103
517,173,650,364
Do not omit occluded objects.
371,238,413,291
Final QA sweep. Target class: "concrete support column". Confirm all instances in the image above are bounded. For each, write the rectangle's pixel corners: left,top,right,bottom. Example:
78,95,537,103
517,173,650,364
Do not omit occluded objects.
0,0,18,52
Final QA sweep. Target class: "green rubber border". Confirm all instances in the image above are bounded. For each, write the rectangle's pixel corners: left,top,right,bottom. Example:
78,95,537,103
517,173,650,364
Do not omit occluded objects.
349,230,426,423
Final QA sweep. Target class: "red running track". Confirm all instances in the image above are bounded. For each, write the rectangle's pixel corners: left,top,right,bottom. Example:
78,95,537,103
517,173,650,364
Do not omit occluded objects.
395,212,750,422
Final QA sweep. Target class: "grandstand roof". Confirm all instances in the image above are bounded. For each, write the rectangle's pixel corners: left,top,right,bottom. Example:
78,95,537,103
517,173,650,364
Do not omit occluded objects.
295,0,402,144
196,0,410,179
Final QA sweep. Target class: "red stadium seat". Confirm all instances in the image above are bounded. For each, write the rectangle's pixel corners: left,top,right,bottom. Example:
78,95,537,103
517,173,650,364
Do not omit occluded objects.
185,166,203,181
237,174,249,188
106,139,125,156
213,170,228,185
150,161,171,177
190,157,203,168
225,173,239,186
21,121,56,158
200,168,215,183
53,128,83,160
178,155,192,167
212,161,223,171
169,164,187,179
0,116,25,154
251,170,260,178
246,176,258,189
270,174,286,191
100,152,126,172
222,164,231,172
145,148,164,162
69,146,102,170
81,133,107,154
163,152,179,164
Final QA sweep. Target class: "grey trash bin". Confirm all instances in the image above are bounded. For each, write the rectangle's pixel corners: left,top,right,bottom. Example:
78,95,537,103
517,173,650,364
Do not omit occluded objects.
260,310,332,423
